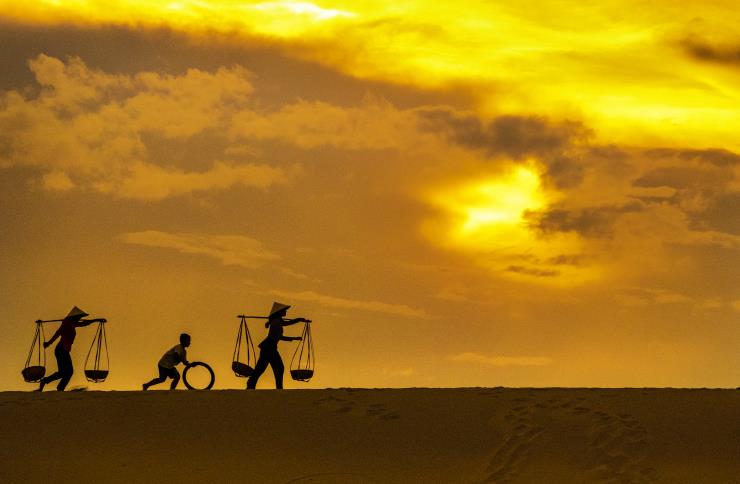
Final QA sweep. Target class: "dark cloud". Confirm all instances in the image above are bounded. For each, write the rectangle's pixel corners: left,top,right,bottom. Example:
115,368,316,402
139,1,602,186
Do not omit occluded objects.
511,253,584,266
525,203,643,238
633,149,738,224
546,254,584,266
681,38,740,65
645,148,740,167
505,265,560,277
416,107,588,188
634,166,726,190
543,155,585,189
691,192,740,235
630,194,679,206
0,20,470,110
588,145,627,161
417,107,585,158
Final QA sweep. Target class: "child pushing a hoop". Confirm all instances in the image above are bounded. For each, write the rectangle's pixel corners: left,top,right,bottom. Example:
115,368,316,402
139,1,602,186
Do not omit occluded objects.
143,333,191,390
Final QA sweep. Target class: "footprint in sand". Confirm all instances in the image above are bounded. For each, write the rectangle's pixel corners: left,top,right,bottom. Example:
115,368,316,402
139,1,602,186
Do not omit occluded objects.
313,396,399,421
285,472,371,483
585,410,656,483
482,398,656,483
481,401,545,483
365,403,399,420
312,395,356,414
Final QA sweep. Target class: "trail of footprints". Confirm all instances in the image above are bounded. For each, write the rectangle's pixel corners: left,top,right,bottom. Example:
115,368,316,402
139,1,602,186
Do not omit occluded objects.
312,393,400,421
482,393,656,483
483,397,545,483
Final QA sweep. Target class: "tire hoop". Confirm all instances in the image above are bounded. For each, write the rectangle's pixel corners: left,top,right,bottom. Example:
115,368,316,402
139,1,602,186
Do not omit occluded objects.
183,361,215,390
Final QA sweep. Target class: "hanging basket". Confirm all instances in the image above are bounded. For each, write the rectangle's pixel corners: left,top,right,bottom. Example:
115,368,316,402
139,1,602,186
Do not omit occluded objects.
290,321,315,382
232,316,256,378
22,321,46,383
84,370,109,382
232,361,253,377
290,369,314,381
84,320,109,383
23,366,46,383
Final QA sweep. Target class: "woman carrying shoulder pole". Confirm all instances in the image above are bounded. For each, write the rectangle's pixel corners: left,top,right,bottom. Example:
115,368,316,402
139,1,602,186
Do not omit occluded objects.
247,302,306,389
38,306,106,392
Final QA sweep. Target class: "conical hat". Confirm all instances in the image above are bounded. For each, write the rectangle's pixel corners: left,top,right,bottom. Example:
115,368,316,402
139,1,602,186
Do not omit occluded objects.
65,306,89,319
269,302,290,317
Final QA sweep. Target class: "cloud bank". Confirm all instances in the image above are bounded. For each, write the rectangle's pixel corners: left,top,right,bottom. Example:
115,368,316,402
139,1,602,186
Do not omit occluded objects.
120,230,279,268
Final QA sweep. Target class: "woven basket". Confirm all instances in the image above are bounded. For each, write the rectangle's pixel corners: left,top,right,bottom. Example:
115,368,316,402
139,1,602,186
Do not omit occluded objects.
84,369,109,382
22,365,46,382
290,369,314,381
231,361,253,377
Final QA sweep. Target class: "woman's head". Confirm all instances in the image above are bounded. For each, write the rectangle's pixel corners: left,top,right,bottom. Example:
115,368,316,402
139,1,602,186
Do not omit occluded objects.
266,308,287,327
64,306,88,322
270,308,288,319
267,302,290,322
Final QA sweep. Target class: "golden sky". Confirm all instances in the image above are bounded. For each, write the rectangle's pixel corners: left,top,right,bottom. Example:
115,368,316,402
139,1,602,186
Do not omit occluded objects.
0,1,738,389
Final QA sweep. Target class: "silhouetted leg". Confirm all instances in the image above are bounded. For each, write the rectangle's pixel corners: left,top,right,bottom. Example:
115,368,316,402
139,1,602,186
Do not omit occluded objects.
40,345,68,389
144,365,175,390
247,351,270,389
40,345,73,391
142,365,167,390
41,371,63,386
169,368,181,390
270,353,284,389
56,346,74,391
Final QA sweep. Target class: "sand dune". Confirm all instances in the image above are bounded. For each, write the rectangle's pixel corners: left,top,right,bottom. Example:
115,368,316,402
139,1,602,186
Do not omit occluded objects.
0,388,737,483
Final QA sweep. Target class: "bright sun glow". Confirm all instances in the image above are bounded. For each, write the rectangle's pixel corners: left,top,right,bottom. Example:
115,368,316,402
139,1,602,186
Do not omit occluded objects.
425,165,546,251
251,1,355,20
455,167,544,235
425,165,597,285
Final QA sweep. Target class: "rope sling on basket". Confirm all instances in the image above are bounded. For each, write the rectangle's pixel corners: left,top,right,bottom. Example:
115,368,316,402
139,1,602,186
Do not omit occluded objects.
22,320,46,383
232,315,257,378
290,321,315,382
84,320,109,383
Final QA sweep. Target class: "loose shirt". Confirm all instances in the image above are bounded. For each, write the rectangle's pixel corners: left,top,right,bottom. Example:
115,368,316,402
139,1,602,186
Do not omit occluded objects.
259,320,286,350
58,320,78,352
159,344,186,369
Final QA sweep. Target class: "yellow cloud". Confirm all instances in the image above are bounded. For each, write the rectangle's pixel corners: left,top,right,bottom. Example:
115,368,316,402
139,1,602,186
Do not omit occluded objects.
267,289,428,318
41,170,75,191
3,1,740,151
95,161,288,201
120,230,280,268
229,96,421,150
0,55,284,200
449,352,553,367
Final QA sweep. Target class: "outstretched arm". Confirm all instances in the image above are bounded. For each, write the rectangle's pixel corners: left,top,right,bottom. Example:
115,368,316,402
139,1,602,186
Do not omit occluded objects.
76,318,106,327
44,326,62,347
280,335,302,341
281,317,308,327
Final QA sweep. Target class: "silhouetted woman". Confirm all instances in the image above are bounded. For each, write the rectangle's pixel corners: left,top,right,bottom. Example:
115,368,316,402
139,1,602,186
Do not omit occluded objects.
247,302,305,389
38,306,105,391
